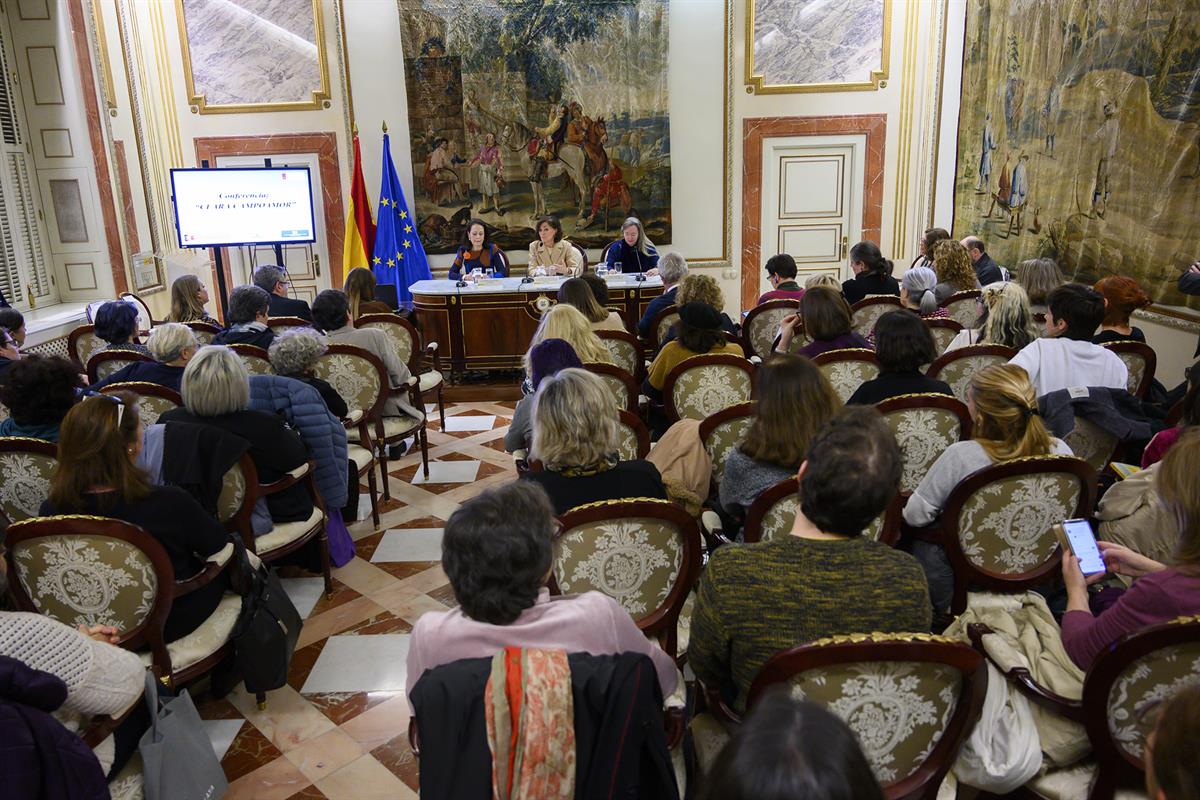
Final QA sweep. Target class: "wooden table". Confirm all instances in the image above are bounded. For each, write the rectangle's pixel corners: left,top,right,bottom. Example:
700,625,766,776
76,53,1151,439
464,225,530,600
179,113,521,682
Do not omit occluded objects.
410,275,664,376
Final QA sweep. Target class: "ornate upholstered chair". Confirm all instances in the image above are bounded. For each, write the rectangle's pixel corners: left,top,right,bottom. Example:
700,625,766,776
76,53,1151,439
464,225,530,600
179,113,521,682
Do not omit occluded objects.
265,316,312,337
698,401,755,492
939,290,983,327
86,350,155,384
1062,416,1121,473
227,344,275,376
314,343,429,497
183,321,220,344
615,408,650,460
875,394,973,494
119,292,158,331
583,362,639,412
742,300,800,361
851,295,903,338
217,453,332,597
663,354,755,422
67,324,106,370
969,615,1200,800
811,348,880,403
4,515,243,696
926,344,1016,402
691,635,987,800
357,312,446,429
924,318,964,354
595,328,644,382
1099,340,1156,398
741,477,799,544
97,382,183,428
551,498,701,662
0,437,57,526
939,455,1096,614
648,304,680,350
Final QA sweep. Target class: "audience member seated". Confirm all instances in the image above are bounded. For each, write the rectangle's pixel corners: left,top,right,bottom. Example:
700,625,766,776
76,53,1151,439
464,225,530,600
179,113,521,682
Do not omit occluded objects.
700,689,885,800
719,354,839,527
932,239,979,303
312,289,423,422
253,264,312,321
898,265,948,319
849,311,952,404
1061,429,1200,669
449,218,507,280
644,301,744,403
40,394,230,641
636,251,687,338
94,301,149,356
776,287,870,359
691,406,931,712
91,323,198,392
405,481,677,702
661,274,738,344
160,345,314,527
910,226,950,271
528,214,583,277
268,329,347,418
580,273,618,323
344,267,393,320
504,338,581,454
604,216,659,275
1093,275,1151,343
0,307,26,383
945,280,1039,352
804,273,841,292
960,236,1005,286
522,368,667,515
1143,364,1198,468
167,274,218,325
756,253,805,304
1009,283,1128,397
1144,685,1200,800
557,277,623,332
212,285,275,349
841,241,899,304
903,364,1072,613
525,303,614,393
1016,257,1065,316
0,355,80,441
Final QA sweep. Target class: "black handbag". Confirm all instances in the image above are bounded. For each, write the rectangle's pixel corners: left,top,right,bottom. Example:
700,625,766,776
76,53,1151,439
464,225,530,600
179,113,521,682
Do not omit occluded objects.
228,539,304,694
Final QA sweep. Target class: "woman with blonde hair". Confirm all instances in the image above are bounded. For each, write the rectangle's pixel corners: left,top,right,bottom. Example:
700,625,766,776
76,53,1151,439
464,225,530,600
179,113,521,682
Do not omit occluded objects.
1017,258,1065,315
168,274,217,325
603,216,659,274
525,303,613,372
945,280,1039,352
932,240,979,303
674,273,738,335
903,363,1073,611
804,273,842,292
344,267,393,320
522,367,666,514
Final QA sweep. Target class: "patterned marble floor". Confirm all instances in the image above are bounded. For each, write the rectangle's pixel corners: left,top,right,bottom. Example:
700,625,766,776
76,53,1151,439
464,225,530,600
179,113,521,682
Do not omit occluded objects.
194,401,519,799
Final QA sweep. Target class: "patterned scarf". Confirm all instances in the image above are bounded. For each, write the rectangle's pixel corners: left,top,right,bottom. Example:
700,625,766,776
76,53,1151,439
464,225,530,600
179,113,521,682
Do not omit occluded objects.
555,453,619,478
486,648,575,800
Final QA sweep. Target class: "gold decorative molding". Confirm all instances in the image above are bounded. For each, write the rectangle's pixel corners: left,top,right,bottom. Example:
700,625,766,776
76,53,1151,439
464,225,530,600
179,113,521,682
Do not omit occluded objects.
173,0,330,114
88,0,117,115
889,0,920,256
745,0,891,95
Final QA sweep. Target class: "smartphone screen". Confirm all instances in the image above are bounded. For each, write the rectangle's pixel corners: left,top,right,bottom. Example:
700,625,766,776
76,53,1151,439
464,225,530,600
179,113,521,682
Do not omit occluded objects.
1063,518,1106,575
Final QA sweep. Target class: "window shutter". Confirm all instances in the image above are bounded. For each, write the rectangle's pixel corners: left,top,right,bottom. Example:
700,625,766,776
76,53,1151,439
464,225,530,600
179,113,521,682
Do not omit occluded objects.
0,27,20,146
0,177,22,305
7,152,48,298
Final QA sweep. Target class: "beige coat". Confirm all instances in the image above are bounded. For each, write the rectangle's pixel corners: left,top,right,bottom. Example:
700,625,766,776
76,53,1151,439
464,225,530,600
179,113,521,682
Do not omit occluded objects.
326,325,423,421
589,312,626,333
528,239,584,277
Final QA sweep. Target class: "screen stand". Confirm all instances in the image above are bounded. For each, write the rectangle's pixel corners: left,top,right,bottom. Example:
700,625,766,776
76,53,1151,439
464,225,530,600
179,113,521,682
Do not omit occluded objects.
200,158,231,322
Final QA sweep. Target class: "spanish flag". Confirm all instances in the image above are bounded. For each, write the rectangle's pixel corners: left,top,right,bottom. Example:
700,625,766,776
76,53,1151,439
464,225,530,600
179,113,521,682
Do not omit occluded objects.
342,128,376,275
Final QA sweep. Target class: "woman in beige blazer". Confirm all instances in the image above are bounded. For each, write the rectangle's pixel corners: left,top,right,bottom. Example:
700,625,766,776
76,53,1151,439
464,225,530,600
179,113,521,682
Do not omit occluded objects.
528,215,584,277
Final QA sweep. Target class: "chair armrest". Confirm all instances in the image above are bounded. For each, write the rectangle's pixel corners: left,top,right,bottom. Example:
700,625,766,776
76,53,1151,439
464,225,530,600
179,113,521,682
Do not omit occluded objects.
259,462,312,496
966,623,1085,721
700,510,732,552
701,681,742,728
749,355,762,366
175,542,234,597
342,409,364,426
206,542,234,568
424,341,442,375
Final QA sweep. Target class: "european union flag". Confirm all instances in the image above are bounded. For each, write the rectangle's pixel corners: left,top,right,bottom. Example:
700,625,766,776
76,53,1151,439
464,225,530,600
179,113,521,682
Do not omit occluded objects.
372,131,430,309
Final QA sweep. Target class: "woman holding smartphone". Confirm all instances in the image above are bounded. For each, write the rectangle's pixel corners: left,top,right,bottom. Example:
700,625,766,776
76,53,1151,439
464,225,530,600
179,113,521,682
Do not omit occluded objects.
1061,429,1200,669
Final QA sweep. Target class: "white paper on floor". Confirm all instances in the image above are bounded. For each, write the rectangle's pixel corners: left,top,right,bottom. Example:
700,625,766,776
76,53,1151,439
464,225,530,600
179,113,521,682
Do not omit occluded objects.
410,460,480,485
442,415,496,432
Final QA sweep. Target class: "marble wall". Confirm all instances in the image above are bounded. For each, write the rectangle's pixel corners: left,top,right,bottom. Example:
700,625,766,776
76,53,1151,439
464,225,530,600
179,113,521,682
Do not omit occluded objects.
752,0,885,87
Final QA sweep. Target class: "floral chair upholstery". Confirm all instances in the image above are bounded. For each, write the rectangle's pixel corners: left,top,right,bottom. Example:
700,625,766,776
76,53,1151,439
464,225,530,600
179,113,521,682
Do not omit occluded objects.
358,313,446,429
654,307,681,349
595,330,642,379
552,498,701,659
86,351,154,384
0,438,57,525
743,481,798,544
926,345,1017,402
227,344,274,375
1099,340,1156,399
664,354,755,422
615,409,650,460
698,402,754,489
876,395,972,494
583,362,638,412
184,321,220,344
67,324,106,368
812,349,880,403
742,300,799,361
98,383,183,428
851,296,902,339
1062,417,1120,472
924,319,963,355
265,316,312,337
941,455,1095,614
939,291,983,327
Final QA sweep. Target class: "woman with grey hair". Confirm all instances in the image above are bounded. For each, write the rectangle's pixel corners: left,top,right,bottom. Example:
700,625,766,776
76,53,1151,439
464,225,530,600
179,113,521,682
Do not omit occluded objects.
90,322,199,392
521,367,666,515
603,216,659,274
160,345,313,523
213,285,275,349
1015,257,1065,316
899,265,947,318
268,329,347,417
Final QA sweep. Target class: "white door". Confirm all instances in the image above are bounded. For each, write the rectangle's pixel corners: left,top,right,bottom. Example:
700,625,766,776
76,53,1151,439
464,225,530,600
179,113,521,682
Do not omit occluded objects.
214,153,330,306
760,135,865,294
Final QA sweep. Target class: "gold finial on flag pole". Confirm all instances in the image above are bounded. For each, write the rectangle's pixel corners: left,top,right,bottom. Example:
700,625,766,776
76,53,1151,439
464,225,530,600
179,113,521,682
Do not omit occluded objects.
352,120,358,136
382,120,388,133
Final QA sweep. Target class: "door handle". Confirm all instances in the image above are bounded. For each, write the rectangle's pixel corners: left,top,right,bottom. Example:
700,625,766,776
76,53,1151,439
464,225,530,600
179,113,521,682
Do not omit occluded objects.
841,236,848,259
313,253,321,277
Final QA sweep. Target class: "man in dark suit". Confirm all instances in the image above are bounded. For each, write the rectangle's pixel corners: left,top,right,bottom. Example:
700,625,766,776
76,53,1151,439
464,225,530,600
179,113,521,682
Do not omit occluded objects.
960,236,1004,286
635,251,688,340
253,265,312,321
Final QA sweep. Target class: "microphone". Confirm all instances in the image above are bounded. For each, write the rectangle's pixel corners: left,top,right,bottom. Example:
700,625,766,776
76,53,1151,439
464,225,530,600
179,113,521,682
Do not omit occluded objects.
455,280,468,288
520,276,535,284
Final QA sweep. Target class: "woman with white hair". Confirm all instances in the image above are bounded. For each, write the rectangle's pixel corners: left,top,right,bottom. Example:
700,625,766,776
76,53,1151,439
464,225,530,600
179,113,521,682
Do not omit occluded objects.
521,367,666,515
90,322,199,392
268,329,347,417
603,216,659,274
159,345,313,524
899,265,947,319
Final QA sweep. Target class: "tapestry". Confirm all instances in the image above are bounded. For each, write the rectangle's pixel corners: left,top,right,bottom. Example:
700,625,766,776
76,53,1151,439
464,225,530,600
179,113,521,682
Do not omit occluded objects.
397,0,672,258
952,0,1200,311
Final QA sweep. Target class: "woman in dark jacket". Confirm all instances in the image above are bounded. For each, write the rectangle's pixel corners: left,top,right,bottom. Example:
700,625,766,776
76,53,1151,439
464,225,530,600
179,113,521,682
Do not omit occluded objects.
848,310,952,405
449,219,507,280
841,241,900,304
